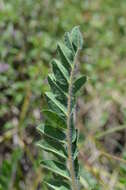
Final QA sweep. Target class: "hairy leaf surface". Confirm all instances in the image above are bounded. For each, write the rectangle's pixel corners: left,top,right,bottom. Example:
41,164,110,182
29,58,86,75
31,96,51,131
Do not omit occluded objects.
41,160,70,180
37,26,86,190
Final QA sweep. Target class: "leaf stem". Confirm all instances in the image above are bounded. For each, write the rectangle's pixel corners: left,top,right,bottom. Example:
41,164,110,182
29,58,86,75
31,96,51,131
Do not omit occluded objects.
67,50,79,190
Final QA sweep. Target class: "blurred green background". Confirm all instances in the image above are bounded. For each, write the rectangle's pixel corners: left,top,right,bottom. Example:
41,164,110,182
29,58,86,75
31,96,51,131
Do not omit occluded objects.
0,0,126,189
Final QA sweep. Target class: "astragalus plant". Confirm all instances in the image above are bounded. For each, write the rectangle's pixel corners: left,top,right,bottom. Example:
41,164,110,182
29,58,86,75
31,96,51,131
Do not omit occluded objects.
37,26,87,190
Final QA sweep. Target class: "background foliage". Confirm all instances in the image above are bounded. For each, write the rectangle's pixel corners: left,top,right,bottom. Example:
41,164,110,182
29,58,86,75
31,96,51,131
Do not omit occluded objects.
0,0,126,189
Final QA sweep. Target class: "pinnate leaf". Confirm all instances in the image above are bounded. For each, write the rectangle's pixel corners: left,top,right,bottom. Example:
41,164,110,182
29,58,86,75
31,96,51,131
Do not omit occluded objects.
37,26,86,189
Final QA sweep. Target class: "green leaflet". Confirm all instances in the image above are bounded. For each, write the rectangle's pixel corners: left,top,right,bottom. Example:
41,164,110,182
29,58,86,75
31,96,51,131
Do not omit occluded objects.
74,158,80,180
45,92,67,116
42,110,66,129
37,137,67,159
51,59,69,92
37,124,66,143
72,129,79,160
71,26,83,51
48,74,67,104
64,32,75,54
73,75,87,94
44,180,71,190
57,43,73,73
51,59,69,85
71,119,78,143
37,123,76,145
41,160,70,180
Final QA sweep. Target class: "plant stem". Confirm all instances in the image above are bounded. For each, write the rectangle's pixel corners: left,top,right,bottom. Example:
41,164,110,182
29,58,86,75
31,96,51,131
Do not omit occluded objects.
67,50,79,190
95,125,126,139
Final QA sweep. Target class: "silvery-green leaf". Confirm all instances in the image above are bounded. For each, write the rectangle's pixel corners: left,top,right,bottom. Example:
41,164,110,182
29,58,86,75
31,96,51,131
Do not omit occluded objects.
37,124,66,143
45,92,67,116
57,43,73,72
64,32,75,54
73,75,87,94
44,179,71,190
72,129,79,160
71,26,83,51
51,59,69,85
74,158,80,180
36,26,85,188
37,137,67,159
48,74,67,105
41,160,70,180
42,110,66,129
